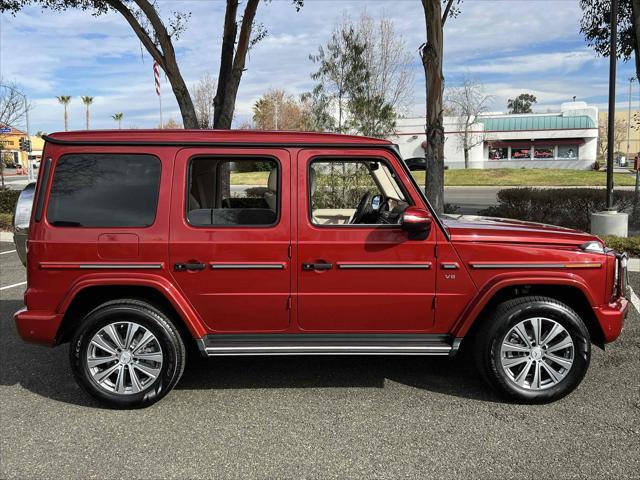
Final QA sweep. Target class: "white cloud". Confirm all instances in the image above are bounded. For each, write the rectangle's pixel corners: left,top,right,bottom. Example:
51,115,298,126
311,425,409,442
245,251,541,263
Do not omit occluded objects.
1,0,637,133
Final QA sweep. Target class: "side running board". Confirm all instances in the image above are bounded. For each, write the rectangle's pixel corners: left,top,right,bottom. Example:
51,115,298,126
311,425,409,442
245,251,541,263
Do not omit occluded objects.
197,334,461,357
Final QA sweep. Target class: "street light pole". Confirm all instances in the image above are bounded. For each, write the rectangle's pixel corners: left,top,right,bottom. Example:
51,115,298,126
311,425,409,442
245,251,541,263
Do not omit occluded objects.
626,77,635,164
605,0,618,210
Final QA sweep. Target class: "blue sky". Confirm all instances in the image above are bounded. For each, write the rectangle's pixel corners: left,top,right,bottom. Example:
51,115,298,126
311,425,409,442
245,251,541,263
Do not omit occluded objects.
1,0,638,134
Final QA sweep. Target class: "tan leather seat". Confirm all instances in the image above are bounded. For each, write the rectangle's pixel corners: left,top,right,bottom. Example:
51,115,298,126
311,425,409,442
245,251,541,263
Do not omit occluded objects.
264,169,277,211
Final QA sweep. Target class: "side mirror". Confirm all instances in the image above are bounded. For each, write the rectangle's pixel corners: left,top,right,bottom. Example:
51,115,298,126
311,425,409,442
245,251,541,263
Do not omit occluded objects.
401,207,432,240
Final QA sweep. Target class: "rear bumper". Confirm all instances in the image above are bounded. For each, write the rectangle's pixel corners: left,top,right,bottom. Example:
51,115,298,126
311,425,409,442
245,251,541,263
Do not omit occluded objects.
593,297,629,343
14,308,63,346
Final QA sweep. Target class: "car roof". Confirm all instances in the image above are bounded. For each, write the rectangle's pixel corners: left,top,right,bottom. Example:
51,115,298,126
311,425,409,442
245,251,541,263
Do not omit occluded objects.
45,129,393,146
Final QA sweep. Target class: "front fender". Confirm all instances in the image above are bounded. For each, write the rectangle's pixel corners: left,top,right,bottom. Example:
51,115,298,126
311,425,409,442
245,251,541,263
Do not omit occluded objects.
451,272,598,338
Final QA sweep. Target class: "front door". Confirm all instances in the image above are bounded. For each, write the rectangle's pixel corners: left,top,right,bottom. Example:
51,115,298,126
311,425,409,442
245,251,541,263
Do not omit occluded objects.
169,148,291,332
296,149,437,332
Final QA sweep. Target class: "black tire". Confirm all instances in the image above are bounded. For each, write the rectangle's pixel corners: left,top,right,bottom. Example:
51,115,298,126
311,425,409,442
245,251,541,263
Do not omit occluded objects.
70,299,186,409
474,296,591,403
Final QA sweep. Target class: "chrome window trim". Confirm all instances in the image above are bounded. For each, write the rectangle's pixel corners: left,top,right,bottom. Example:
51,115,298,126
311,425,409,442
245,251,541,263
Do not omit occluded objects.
337,263,432,270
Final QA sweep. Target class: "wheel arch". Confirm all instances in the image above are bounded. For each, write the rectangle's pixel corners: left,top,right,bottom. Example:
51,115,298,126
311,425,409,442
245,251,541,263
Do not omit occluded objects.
55,277,206,347
453,276,605,350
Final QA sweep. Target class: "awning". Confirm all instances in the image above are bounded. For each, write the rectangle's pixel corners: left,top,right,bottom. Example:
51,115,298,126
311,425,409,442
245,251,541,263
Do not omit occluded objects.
486,139,586,148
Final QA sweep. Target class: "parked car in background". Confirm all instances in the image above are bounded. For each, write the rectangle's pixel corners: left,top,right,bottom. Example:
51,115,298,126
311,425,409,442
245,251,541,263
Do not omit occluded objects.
403,156,427,171
14,130,629,408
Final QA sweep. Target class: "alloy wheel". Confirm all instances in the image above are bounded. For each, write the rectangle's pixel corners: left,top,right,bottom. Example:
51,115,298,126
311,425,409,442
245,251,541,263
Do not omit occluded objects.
86,321,163,395
500,317,574,391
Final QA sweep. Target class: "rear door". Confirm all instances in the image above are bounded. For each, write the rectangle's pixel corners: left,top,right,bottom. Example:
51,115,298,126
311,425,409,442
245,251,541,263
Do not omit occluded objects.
169,148,292,332
296,148,437,332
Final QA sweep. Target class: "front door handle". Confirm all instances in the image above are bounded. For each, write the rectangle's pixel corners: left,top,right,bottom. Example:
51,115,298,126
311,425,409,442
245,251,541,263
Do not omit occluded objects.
174,262,206,271
302,262,333,271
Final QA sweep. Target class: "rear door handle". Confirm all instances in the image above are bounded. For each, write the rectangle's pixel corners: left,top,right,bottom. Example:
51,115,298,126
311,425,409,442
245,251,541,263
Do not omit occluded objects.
302,263,333,271
174,262,206,271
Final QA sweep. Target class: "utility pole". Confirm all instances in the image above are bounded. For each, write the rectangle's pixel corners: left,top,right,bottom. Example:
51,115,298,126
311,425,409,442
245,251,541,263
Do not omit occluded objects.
605,0,618,210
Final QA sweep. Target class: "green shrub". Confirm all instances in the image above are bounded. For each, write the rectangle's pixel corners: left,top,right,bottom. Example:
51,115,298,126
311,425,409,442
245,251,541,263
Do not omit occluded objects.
480,188,639,232
0,188,20,214
601,236,640,256
0,212,12,231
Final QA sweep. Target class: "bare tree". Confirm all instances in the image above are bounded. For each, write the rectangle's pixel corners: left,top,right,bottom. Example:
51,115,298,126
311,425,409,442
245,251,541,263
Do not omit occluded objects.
598,117,627,159
193,73,217,129
0,82,29,188
356,11,415,116
446,78,492,168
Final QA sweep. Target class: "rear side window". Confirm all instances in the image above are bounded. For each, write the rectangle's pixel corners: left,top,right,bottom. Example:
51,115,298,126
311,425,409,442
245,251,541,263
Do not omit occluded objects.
187,157,278,227
47,154,161,227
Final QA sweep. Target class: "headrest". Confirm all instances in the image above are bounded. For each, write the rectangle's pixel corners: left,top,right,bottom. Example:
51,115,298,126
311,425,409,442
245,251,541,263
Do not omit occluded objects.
267,168,277,191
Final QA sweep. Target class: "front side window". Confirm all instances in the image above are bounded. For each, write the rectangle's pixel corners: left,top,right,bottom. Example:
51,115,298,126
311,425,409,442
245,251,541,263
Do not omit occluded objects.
187,158,278,226
47,154,161,227
309,159,409,226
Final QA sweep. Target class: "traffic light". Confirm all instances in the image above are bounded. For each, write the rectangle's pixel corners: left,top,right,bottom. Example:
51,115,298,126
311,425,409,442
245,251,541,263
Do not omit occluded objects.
18,138,31,152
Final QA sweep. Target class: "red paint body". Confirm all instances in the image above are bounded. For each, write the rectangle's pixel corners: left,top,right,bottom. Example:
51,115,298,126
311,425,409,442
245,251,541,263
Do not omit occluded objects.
15,130,628,347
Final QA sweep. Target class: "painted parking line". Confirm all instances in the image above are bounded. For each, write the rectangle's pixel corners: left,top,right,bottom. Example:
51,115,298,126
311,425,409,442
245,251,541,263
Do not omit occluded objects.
630,287,640,314
0,250,17,255
0,281,27,291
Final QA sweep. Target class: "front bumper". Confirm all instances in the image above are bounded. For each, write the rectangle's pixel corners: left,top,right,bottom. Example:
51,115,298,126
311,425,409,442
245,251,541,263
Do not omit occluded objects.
593,297,629,343
14,307,63,346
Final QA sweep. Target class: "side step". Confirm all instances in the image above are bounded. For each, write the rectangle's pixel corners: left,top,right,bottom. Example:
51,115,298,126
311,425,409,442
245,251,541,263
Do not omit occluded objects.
198,334,460,357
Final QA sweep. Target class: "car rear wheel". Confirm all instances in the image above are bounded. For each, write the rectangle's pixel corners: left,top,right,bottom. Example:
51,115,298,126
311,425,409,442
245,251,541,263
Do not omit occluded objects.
475,296,591,403
70,299,186,408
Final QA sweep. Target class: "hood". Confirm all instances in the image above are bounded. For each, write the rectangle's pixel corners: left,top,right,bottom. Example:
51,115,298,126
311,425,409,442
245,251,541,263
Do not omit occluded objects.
441,214,598,246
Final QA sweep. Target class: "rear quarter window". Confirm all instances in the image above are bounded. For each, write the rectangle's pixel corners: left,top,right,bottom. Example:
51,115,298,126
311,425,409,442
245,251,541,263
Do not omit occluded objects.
46,153,161,228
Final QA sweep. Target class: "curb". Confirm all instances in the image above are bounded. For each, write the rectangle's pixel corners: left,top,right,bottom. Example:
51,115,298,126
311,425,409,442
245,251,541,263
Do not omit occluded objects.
0,232,14,242
629,258,640,273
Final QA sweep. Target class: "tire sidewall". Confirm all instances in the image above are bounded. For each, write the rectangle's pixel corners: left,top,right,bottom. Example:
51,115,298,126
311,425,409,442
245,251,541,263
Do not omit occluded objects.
70,305,180,409
486,300,590,403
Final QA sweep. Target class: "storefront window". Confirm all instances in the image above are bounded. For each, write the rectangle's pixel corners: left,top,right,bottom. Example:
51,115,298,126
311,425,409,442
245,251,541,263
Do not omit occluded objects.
534,146,554,159
488,147,508,160
557,145,579,160
511,147,531,160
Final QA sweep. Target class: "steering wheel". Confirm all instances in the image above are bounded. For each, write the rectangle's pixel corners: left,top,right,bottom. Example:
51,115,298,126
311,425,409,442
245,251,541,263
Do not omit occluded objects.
350,191,373,224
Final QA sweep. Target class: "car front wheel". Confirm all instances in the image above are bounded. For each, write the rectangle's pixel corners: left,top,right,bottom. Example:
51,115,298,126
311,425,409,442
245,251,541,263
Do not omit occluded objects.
475,296,591,403
70,299,186,408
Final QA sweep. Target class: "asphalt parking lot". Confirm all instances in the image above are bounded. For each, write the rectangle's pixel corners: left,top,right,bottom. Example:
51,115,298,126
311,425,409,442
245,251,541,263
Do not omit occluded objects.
1,241,639,479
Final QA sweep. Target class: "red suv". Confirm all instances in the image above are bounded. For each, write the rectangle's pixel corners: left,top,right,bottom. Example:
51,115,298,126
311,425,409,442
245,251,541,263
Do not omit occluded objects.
13,130,629,408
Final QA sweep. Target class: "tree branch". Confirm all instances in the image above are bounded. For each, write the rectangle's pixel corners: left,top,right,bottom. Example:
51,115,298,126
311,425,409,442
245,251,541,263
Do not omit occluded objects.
104,0,164,67
132,0,177,66
442,0,455,26
233,0,260,75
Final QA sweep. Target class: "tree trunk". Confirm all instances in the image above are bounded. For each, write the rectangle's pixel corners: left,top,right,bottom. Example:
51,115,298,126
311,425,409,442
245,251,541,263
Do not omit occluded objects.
64,106,68,131
421,0,445,214
464,148,469,169
86,107,90,130
213,0,260,129
165,66,199,128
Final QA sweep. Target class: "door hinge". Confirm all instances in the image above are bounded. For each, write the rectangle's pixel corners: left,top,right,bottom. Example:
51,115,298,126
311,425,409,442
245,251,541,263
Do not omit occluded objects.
287,296,292,310
288,244,292,259
434,244,438,258
432,296,437,310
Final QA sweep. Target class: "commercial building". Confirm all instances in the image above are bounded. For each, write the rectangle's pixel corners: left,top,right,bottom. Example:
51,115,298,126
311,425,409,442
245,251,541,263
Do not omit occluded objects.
598,108,640,162
391,102,599,170
0,124,44,168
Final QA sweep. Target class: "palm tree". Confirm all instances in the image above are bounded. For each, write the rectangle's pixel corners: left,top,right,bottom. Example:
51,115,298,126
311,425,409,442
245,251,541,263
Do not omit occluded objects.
81,96,93,130
56,96,72,131
112,112,124,129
